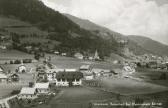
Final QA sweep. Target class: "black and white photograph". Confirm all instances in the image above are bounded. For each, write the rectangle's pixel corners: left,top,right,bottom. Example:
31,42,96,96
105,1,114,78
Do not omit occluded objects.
0,0,168,108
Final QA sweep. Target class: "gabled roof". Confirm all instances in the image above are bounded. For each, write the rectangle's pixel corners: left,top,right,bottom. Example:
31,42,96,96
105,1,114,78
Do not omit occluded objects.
80,65,90,70
20,87,36,95
0,66,4,72
56,72,83,80
35,83,49,89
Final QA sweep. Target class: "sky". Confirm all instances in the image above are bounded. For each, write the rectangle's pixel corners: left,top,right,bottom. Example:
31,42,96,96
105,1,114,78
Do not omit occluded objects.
41,0,168,45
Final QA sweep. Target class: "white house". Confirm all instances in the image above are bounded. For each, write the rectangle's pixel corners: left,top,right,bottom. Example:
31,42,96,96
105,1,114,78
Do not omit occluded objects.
61,53,67,56
18,87,37,99
54,51,59,55
55,72,83,86
18,65,27,73
79,65,92,74
0,74,8,83
34,83,50,94
91,68,111,77
84,74,94,80
74,53,84,60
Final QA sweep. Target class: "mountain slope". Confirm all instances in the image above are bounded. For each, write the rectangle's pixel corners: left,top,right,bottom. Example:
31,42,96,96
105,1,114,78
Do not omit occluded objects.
64,14,123,39
128,36,168,56
65,14,154,56
0,0,119,58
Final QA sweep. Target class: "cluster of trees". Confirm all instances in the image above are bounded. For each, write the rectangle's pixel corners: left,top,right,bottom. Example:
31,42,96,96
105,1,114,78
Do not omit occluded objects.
10,59,32,64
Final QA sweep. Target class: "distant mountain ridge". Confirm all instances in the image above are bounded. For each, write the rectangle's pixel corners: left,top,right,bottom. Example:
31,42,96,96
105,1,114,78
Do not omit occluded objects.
128,35,168,56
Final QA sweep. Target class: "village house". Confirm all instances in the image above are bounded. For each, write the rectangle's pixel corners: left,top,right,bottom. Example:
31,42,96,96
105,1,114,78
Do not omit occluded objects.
74,53,84,60
45,68,77,82
8,73,19,82
46,69,58,82
79,65,92,74
18,64,27,73
91,68,112,77
55,72,83,86
34,82,50,94
0,73,8,83
37,70,47,81
61,53,67,56
84,73,94,80
54,51,59,55
18,87,37,100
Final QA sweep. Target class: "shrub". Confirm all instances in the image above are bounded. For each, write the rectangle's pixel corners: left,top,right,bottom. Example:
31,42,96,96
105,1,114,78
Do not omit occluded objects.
11,90,20,95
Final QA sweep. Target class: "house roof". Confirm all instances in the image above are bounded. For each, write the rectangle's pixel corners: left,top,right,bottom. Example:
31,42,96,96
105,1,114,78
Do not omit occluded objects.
18,65,26,68
56,72,83,80
20,87,36,95
92,68,110,73
0,73,7,79
35,83,49,89
80,65,90,70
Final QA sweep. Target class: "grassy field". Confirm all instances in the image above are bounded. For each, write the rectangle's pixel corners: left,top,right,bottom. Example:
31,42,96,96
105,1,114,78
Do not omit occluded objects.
132,68,168,87
47,54,122,70
99,78,168,95
0,49,33,60
35,87,116,108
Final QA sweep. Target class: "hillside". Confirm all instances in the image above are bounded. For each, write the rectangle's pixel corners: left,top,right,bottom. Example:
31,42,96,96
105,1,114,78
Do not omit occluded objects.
64,14,123,40
65,14,153,56
128,36,168,56
0,0,119,58
0,16,47,36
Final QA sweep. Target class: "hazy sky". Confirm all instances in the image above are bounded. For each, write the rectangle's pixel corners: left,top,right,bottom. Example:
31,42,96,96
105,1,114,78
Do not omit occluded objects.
41,0,168,45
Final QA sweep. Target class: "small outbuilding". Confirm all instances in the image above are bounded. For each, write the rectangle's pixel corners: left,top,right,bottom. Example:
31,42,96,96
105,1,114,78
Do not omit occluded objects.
18,64,27,73
34,82,50,94
19,87,37,99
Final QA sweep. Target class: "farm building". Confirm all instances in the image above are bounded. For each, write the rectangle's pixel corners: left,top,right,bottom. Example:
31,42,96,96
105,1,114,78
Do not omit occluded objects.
84,74,94,80
18,64,27,73
18,87,37,100
37,71,46,80
74,53,84,60
0,73,8,83
46,69,57,82
91,68,112,77
61,53,67,56
54,51,59,55
45,68,77,82
34,82,50,94
8,73,19,82
55,72,83,86
79,65,92,74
